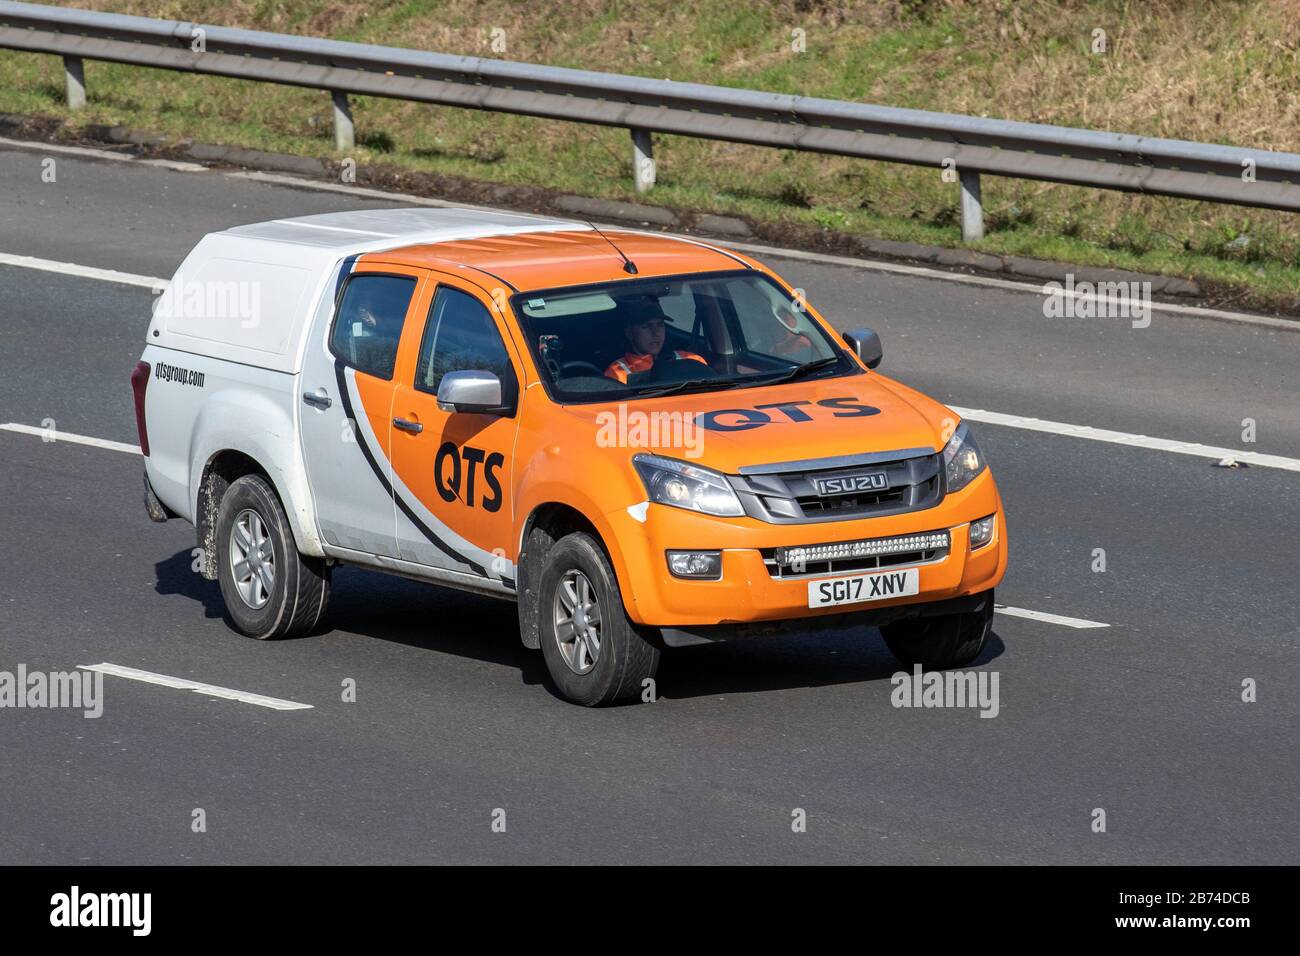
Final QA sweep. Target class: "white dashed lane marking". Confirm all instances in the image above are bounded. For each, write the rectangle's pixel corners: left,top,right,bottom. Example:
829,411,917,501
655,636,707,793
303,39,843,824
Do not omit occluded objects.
994,605,1110,629
953,406,1300,473
0,423,140,454
78,663,313,711
0,252,163,289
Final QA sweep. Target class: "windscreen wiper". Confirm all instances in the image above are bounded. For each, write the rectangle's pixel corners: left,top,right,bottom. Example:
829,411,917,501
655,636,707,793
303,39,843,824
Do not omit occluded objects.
633,357,842,397
631,376,749,398
744,355,841,387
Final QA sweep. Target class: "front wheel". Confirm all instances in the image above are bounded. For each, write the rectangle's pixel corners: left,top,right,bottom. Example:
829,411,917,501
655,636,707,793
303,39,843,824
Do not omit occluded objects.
536,532,659,706
880,592,993,669
215,474,331,640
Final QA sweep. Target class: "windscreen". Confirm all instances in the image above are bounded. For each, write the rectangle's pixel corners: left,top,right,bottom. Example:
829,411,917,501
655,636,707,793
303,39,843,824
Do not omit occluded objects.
513,271,856,402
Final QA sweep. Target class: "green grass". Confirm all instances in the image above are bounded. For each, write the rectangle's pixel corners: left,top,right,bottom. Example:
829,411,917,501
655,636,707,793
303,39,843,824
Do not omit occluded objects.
1,0,1297,311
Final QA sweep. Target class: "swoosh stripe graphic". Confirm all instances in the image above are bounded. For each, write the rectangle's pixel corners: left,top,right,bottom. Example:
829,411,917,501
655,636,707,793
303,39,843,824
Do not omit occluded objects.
334,253,358,303
333,360,493,578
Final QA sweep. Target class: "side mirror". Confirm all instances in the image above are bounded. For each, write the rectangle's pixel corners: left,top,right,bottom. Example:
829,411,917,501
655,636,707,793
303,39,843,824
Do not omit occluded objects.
436,370,507,414
842,328,883,369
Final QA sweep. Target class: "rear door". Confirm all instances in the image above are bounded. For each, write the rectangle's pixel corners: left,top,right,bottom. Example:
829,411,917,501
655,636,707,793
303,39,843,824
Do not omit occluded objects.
388,274,523,588
300,262,430,558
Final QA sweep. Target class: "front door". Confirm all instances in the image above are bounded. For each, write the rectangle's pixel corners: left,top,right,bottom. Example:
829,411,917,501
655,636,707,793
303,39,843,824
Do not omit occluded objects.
388,276,523,589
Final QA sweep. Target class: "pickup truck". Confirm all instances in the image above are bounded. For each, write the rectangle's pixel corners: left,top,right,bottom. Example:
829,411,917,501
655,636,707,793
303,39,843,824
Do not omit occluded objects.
134,207,1007,705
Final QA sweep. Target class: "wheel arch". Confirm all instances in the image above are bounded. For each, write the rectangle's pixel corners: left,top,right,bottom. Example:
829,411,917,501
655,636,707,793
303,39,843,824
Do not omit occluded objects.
515,500,628,649
194,448,302,580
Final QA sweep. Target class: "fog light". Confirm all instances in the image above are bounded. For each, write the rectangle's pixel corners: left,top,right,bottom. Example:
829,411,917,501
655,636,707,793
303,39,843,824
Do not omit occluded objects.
666,550,722,580
969,514,996,550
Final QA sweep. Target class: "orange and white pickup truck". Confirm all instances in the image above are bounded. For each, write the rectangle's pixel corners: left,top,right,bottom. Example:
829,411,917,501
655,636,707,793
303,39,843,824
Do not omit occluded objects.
133,207,1007,705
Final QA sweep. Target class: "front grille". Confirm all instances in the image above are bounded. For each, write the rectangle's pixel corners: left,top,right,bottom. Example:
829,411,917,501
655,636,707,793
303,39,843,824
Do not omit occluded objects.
762,530,950,579
729,449,943,524
796,486,909,516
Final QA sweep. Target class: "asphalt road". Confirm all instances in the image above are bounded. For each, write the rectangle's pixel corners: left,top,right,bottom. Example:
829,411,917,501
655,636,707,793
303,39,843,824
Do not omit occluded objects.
0,143,1297,864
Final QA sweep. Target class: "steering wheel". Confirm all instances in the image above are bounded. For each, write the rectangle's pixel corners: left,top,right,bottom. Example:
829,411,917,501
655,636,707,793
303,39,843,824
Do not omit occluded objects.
629,355,721,385
560,359,604,378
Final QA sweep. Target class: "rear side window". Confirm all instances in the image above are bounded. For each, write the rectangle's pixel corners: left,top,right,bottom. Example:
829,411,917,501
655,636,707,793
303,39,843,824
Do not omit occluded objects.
416,286,517,403
330,274,417,380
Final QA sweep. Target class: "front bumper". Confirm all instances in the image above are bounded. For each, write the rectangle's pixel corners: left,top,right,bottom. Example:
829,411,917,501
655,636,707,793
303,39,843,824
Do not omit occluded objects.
659,590,993,646
605,470,1007,627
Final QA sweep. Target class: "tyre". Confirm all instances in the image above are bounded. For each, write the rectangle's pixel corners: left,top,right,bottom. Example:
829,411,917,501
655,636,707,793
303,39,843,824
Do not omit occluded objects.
535,532,659,706
216,474,331,640
880,591,993,669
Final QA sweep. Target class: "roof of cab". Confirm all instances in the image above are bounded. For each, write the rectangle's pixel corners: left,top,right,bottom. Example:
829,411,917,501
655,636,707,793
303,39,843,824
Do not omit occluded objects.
372,229,750,293
220,207,750,291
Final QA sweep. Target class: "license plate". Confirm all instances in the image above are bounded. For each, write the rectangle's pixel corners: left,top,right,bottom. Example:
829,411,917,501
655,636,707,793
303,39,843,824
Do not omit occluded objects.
807,567,920,608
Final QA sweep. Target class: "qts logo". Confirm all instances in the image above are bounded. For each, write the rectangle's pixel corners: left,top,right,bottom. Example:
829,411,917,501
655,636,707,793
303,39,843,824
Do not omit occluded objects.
435,442,505,511
698,396,880,432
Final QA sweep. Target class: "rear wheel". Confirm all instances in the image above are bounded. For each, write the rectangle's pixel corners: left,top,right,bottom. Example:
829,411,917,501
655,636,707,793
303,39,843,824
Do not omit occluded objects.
216,474,331,640
880,591,993,669
536,532,659,706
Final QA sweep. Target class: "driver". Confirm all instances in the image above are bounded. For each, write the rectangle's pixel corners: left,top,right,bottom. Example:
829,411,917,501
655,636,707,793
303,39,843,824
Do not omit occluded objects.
604,306,708,383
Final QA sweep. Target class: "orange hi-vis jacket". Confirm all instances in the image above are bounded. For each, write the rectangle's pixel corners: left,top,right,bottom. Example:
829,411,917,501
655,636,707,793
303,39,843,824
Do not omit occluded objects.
604,349,708,383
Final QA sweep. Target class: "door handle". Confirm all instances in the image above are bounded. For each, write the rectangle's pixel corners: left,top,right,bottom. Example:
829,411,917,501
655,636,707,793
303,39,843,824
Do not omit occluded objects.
393,417,423,434
302,388,332,409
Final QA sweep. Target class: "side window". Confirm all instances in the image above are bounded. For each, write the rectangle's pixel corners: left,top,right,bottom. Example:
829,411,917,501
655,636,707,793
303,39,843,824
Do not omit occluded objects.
416,286,518,402
330,274,417,380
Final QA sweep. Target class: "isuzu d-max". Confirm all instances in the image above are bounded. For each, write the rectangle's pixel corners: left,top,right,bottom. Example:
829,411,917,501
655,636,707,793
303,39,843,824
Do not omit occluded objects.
134,207,1007,705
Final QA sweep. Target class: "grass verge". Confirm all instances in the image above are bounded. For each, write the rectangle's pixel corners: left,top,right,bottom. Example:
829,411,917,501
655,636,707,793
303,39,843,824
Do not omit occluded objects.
1,0,1297,311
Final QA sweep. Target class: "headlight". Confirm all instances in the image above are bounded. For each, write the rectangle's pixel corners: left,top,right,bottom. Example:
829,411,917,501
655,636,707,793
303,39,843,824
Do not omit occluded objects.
942,423,986,494
632,454,744,517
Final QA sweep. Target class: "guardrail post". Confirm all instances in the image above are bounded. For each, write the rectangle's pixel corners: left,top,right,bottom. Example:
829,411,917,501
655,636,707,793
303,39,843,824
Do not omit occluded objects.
631,128,655,192
63,56,86,110
331,91,354,151
959,169,984,242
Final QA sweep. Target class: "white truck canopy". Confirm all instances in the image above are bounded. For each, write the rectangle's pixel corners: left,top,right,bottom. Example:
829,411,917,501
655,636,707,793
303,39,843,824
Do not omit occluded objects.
148,207,589,374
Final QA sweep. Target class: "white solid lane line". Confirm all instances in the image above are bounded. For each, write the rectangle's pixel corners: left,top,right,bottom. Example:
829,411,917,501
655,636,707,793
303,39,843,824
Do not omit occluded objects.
951,406,1300,473
0,134,209,172
0,129,1295,330
723,241,1300,333
0,423,140,454
1,126,1294,333
231,170,1299,333
8,398,1297,475
995,605,1110,629
78,663,313,711
0,252,163,289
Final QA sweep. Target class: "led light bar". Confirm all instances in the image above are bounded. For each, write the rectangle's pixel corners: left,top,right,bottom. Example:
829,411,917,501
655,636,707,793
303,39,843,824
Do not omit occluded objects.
775,531,950,566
